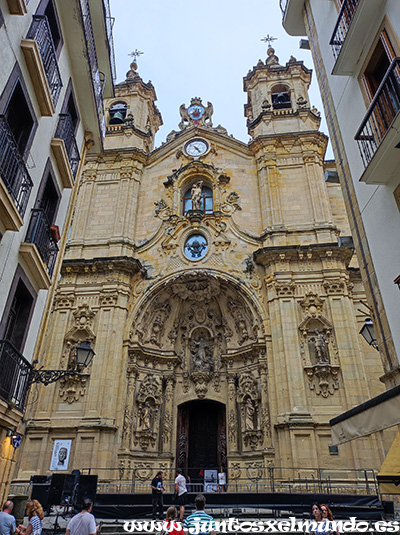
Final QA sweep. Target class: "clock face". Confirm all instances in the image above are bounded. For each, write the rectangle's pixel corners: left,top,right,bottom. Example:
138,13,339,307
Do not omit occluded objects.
184,138,209,157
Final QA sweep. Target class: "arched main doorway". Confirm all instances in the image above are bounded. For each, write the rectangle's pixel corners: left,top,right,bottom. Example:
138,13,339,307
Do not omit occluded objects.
177,400,227,485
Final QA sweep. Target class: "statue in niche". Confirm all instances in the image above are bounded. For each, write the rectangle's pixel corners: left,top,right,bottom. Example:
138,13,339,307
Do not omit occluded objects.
149,314,163,346
308,329,329,363
138,401,152,431
245,398,255,430
191,336,213,371
191,181,203,210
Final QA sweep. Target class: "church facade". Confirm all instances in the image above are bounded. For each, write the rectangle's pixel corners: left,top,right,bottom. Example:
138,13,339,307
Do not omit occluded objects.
15,49,391,487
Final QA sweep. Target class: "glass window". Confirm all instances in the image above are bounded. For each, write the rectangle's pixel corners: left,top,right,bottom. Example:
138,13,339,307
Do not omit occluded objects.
184,234,208,260
183,185,213,214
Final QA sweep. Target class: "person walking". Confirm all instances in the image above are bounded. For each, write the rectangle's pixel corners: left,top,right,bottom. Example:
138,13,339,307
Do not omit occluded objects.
151,471,165,520
18,500,44,535
65,499,97,535
0,501,21,535
183,495,216,535
174,469,187,522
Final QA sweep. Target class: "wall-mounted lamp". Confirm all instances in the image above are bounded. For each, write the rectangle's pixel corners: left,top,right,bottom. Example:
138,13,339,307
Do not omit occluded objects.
359,318,379,351
30,340,95,386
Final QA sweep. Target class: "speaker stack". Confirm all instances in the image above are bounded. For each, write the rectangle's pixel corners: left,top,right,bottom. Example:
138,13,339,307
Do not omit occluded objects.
29,473,98,508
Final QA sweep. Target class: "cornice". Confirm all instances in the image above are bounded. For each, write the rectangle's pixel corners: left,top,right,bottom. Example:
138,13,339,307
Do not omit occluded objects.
149,125,252,163
254,242,354,268
61,256,143,275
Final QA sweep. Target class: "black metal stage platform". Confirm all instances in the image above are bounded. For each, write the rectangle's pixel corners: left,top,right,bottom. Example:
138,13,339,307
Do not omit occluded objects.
93,491,388,520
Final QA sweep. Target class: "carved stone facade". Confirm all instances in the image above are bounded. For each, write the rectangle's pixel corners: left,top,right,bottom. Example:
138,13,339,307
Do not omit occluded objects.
15,52,394,485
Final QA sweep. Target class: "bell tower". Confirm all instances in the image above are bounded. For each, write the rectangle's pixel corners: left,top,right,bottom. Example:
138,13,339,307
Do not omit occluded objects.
104,60,163,152
244,46,337,247
244,47,321,138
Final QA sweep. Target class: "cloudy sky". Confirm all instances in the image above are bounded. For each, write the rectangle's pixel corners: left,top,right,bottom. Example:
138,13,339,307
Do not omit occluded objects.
109,0,332,156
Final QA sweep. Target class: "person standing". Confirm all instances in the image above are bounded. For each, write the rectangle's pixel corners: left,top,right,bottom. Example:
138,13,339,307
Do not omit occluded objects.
65,499,97,535
183,495,216,535
0,501,20,535
18,500,44,535
174,469,187,522
151,471,164,520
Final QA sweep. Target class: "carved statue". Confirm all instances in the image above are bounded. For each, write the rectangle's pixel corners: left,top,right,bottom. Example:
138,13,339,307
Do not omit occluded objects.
154,199,167,216
309,329,329,362
138,401,152,431
191,336,213,371
245,398,255,430
191,181,203,211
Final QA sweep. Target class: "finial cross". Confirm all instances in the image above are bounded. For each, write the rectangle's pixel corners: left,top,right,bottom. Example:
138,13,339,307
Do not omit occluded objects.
261,35,277,48
128,49,144,61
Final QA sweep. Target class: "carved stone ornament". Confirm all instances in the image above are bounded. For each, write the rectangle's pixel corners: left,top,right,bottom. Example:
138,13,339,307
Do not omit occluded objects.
304,362,340,398
135,462,153,481
236,374,258,403
191,371,212,398
243,430,263,450
179,97,213,130
59,375,88,404
171,273,220,301
246,461,264,481
134,429,157,450
299,291,324,316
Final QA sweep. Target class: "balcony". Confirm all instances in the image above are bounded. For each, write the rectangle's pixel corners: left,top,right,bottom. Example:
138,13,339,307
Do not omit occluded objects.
6,0,27,15
20,209,58,289
330,0,386,76
280,0,306,36
0,340,31,412
51,114,80,188
0,116,33,231
21,15,62,116
79,0,105,138
355,58,400,184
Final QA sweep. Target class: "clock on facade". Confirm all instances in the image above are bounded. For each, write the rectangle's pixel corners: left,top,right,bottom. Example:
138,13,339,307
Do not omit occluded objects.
184,138,209,157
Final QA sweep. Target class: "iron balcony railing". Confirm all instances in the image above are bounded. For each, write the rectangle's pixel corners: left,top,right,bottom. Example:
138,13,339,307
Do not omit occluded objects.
0,115,33,217
26,15,62,107
79,0,105,137
103,0,117,81
355,58,400,167
0,340,32,411
330,0,360,60
25,209,59,277
55,114,80,178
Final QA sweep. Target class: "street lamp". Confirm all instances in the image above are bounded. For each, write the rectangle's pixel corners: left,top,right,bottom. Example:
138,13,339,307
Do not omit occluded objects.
30,340,95,386
359,319,379,351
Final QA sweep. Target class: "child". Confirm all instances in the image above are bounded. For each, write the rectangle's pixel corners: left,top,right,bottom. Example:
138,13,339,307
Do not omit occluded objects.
163,506,183,535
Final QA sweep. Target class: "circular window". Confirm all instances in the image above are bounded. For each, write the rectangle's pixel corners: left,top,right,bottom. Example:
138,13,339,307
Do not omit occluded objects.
184,234,208,260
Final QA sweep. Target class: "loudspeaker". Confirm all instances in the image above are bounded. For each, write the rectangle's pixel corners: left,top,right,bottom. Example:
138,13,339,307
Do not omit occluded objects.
49,474,77,506
30,474,51,509
30,475,50,484
75,475,98,508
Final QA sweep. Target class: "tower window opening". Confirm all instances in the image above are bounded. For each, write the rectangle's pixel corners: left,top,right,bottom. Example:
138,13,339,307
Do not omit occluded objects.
109,102,127,125
271,85,291,110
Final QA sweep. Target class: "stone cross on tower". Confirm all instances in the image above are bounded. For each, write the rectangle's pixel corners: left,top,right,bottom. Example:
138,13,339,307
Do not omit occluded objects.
260,35,277,48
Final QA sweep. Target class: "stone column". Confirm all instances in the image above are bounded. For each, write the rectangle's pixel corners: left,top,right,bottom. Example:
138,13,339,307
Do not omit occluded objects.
121,366,138,450
259,353,273,449
227,373,238,453
162,375,176,453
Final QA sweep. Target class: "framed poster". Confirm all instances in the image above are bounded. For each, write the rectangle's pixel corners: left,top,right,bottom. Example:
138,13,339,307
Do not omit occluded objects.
50,439,72,471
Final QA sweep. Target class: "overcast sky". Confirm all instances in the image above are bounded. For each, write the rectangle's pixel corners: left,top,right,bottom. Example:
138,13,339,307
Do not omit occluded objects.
109,0,332,157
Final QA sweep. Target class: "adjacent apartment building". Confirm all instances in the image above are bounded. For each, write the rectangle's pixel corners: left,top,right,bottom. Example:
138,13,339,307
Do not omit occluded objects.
0,0,115,503
281,0,400,490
